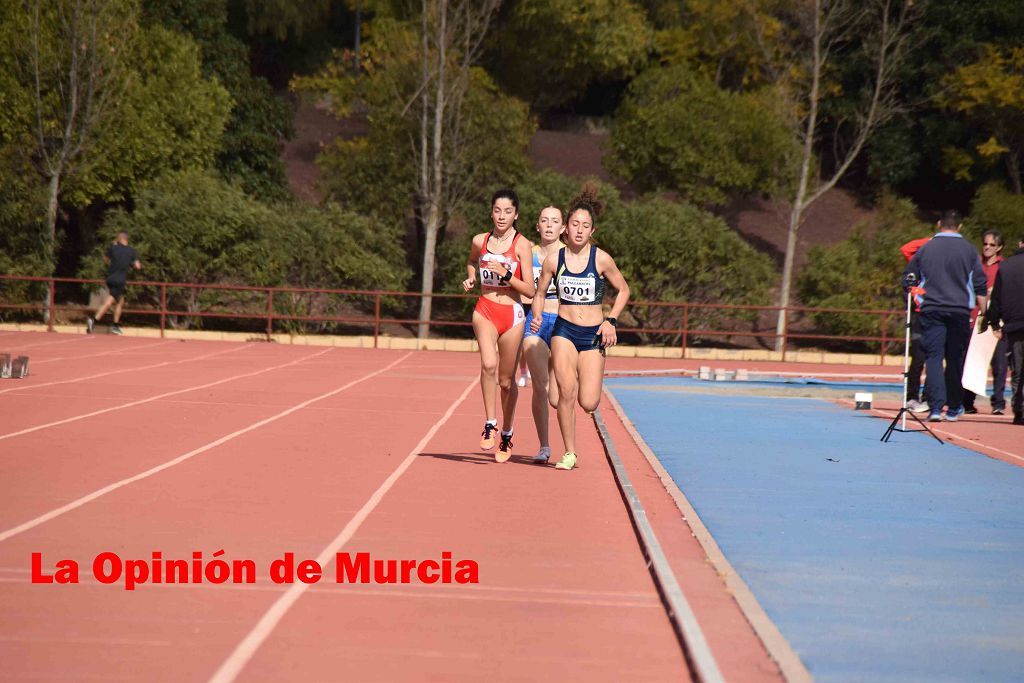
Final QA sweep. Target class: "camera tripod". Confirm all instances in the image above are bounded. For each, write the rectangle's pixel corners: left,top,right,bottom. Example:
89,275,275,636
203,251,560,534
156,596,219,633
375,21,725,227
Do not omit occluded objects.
881,281,943,444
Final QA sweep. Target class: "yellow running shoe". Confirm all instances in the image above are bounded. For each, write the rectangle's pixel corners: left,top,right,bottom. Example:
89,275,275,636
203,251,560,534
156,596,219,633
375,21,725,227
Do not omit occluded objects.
554,451,577,470
480,422,498,450
496,432,514,463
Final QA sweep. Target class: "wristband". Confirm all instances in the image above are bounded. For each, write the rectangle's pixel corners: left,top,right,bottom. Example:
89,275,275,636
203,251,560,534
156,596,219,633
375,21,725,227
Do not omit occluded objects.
498,271,512,285
606,317,617,327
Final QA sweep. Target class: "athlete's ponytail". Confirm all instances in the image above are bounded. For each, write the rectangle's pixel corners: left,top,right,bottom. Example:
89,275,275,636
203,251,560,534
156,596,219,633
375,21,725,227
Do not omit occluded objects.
566,183,603,245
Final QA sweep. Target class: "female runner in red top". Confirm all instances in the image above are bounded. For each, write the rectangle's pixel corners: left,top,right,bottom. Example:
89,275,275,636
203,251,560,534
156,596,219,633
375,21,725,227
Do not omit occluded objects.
463,189,536,462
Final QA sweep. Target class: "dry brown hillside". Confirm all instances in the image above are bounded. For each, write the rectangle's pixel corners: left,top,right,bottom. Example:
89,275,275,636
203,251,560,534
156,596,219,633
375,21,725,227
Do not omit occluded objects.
282,99,875,281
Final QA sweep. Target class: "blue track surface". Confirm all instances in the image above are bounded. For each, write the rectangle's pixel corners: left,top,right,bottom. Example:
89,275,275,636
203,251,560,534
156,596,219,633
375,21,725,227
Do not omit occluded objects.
607,377,1024,683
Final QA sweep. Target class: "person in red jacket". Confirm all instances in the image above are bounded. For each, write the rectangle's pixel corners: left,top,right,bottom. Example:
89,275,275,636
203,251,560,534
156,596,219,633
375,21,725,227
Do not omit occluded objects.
900,235,930,412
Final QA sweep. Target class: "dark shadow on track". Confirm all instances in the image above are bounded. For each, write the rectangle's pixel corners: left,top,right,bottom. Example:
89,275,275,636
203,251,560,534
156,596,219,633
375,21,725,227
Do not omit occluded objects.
417,452,555,466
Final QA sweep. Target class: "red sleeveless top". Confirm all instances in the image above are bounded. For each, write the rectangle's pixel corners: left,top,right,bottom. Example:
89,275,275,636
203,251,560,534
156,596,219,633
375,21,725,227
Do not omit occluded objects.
479,231,522,293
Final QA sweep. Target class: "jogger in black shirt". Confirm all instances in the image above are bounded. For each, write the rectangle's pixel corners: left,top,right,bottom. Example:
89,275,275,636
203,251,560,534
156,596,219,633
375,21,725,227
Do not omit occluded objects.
87,232,141,336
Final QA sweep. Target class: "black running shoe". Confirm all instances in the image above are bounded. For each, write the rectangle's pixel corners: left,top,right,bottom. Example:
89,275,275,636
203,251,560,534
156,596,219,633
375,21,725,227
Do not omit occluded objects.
479,422,498,450
496,433,514,463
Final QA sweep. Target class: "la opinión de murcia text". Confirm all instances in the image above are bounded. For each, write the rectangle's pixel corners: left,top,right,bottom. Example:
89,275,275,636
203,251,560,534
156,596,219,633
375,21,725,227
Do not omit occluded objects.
31,550,479,590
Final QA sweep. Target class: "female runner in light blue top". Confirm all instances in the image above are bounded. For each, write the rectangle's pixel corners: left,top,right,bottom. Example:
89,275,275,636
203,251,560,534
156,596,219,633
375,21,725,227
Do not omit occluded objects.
521,205,565,463
531,186,629,470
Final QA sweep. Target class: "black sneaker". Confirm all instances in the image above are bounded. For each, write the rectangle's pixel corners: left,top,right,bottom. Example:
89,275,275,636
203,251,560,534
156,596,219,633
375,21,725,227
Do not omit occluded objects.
963,406,978,415
479,422,498,450
496,433,514,463
111,324,123,336
992,407,1005,415
86,317,94,334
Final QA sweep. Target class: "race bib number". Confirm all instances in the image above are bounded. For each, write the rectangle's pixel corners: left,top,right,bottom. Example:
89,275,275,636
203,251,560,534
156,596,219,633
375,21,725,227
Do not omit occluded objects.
558,275,596,303
480,254,516,289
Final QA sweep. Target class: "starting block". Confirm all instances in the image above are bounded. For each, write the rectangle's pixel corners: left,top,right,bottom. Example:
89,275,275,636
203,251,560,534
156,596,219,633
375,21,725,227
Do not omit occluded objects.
698,366,712,380
713,368,734,381
1,354,29,379
854,392,873,410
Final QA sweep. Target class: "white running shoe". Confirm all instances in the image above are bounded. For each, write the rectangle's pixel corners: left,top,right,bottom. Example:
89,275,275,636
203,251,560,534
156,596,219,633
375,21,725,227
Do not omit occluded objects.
907,399,929,414
532,447,551,464
517,376,527,387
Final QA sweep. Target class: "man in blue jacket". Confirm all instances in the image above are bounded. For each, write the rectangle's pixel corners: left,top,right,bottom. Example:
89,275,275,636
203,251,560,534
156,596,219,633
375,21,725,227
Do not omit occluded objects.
985,234,1024,425
903,211,987,421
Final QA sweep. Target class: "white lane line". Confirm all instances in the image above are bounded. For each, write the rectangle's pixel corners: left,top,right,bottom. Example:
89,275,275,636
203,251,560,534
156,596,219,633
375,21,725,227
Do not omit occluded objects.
5,336,87,350
207,374,479,683
0,346,330,441
33,339,173,364
0,352,412,543
0,344,242,396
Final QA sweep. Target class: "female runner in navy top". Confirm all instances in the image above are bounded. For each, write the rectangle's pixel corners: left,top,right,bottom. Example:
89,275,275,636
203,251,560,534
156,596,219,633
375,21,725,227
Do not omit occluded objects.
463,189,536,462
531,187,629,470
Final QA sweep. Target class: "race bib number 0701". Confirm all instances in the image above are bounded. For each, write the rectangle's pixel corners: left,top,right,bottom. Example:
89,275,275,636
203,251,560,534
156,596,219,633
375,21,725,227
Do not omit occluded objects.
558,275,596,303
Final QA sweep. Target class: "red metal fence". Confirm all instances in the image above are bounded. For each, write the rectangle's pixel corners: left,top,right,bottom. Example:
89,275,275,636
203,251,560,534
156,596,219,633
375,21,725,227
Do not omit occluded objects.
0,274,904,362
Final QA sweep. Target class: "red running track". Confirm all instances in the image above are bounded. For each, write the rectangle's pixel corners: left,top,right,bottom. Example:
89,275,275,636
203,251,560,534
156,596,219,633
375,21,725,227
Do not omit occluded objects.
0,331,783,681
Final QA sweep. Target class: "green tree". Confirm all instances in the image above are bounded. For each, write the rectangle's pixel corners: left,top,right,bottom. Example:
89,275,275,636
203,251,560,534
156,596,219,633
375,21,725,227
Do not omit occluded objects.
964,182,1024,243
938,45,1024,194
261,203,411,333
82,169,412,331
70,25,232,204
485,0,653,109
143,0,294,199
862,0,1024,194
648,0,792,90
0,0,138,262
240,0,332,40
606,63,797,206
80,169,274,326
0,3,231,273
599,193,776,343
772,0,918,351
0,148,49,318
797,194,928,344
294,7,535,337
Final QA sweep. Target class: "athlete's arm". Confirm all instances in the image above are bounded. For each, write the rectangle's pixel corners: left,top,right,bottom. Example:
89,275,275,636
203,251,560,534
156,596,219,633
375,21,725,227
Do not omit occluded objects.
597,250,630,347
462,234,482,292
531,253,557,331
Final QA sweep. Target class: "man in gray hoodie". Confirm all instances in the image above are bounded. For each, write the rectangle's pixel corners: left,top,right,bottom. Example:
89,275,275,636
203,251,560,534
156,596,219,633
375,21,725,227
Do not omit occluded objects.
902,211,987,422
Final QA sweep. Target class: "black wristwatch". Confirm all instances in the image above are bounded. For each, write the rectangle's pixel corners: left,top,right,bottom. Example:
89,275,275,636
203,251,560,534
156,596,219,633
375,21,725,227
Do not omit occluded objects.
606,317,617,327
498,271,512,285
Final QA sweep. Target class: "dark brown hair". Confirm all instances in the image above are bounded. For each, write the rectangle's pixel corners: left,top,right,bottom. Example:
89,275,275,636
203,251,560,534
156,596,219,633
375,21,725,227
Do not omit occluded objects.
566,184,604,227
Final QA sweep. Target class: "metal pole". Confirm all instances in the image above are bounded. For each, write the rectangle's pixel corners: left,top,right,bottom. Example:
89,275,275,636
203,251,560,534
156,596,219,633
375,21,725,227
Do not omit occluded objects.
374,293,381,349
879,312,888,364
47,279,55,332
780,307,788,362
160,284,167,338
901,290,912,432
266,289,274,341
680,304,689,357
